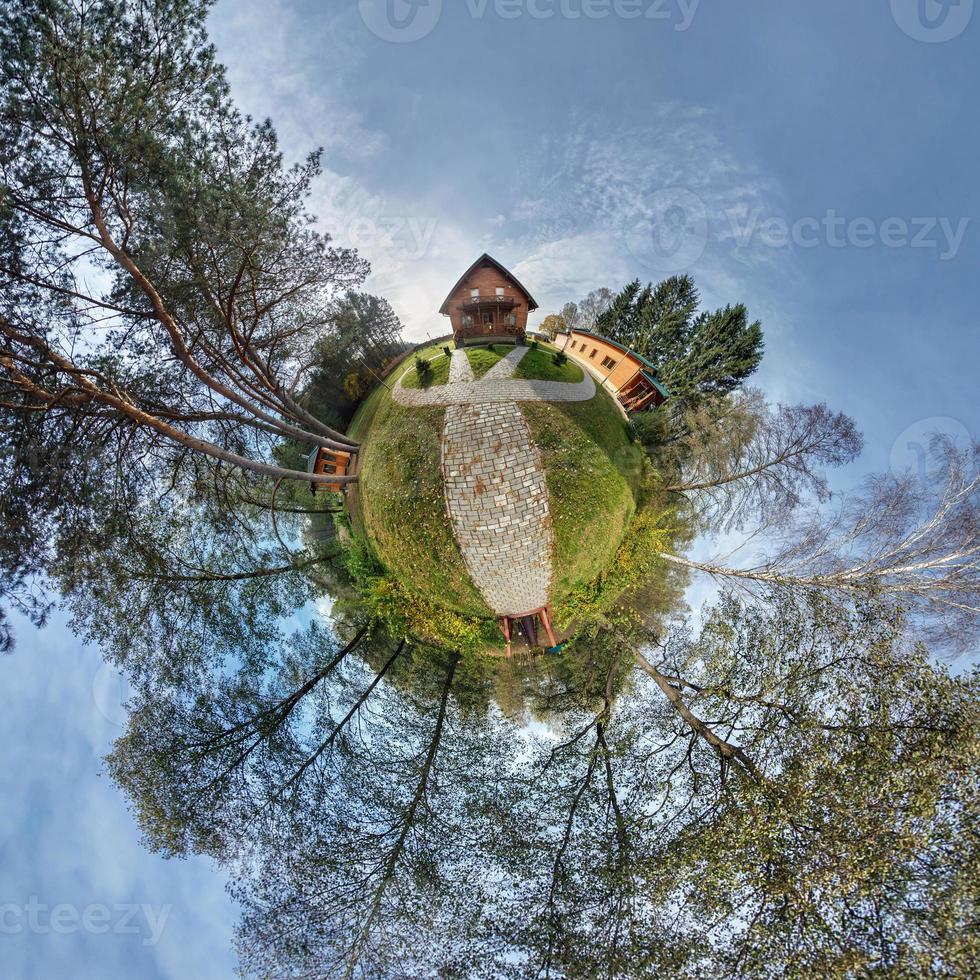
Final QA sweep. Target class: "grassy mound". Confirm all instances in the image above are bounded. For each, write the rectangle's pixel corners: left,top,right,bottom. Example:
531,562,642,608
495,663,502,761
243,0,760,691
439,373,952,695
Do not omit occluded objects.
346,343,656,645
401,351,452,389
521,383,644,618
465,345,507,378
348,349,491,624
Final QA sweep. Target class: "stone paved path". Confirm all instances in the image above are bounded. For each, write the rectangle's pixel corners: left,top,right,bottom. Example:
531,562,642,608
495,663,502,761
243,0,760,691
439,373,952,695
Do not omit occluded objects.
400,345,596,618
442,402,552,615
448,348,474,384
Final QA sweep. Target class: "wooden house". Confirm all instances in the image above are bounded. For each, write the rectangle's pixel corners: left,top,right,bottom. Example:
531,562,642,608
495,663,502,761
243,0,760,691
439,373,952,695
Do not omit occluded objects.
556,329,670,412
307,446,353,494
440,254,539,345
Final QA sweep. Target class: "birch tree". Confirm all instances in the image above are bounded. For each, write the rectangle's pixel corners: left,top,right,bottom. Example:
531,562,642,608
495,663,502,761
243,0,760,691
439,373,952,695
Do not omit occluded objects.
663,436,980,654
662,388,863,530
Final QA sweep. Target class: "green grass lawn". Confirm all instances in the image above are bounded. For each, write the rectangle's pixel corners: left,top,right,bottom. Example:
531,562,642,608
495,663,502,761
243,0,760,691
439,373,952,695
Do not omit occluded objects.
346,340,654,641
401,349,452,389
346,351,491,621
521,383,645,619
465,345,507,378
513,345,584,384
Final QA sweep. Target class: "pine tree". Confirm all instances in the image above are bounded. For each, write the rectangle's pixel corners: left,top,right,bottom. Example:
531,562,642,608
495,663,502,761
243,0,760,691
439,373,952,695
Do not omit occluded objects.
665,303,764,397
595,275,764,398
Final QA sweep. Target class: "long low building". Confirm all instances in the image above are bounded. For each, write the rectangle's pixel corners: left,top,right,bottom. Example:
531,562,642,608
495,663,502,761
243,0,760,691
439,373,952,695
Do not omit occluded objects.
555,329,670,412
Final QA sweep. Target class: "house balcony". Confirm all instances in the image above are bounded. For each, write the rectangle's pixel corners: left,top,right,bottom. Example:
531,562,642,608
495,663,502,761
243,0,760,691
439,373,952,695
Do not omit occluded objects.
459,296,518,312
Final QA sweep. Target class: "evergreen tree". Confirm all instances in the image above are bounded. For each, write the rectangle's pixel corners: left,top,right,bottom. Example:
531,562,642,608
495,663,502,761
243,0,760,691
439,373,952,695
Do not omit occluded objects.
595,275,764,398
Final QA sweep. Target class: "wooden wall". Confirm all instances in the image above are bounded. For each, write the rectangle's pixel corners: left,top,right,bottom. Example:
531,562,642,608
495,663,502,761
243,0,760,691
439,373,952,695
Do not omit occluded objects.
443,262,530,336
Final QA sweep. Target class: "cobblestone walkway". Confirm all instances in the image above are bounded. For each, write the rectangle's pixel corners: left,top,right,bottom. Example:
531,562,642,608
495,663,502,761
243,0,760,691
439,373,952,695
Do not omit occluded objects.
448,348,474,384
398,345,594,618
442,402,552,615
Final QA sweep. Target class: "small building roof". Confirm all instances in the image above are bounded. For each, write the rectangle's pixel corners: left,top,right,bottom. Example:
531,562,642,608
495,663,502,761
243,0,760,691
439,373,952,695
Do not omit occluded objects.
570,328,661,376
641,370,671,399
439,254,539,315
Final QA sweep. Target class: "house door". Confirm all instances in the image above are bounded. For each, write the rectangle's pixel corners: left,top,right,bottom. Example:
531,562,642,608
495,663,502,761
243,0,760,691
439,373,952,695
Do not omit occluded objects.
483,311,495,332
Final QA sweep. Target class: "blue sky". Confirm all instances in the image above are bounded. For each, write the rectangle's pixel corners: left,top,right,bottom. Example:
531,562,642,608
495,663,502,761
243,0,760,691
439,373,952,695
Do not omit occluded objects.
204,0,979,477
3,1,978,975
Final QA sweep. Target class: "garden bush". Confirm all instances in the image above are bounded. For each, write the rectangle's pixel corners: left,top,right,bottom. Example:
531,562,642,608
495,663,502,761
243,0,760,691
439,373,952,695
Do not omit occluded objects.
629,408,669,450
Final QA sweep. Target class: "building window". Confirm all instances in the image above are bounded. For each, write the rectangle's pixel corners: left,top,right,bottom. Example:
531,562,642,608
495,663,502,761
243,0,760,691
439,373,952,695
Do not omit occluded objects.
590,348,598,359
470,288,479,300
495,287,504,298
601,355,617,369
569,341,576,349
461,314,474,328
504,313,517,327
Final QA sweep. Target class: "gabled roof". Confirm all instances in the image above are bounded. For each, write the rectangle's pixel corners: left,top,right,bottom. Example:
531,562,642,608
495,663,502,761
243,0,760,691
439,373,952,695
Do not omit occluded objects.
439,253,539,315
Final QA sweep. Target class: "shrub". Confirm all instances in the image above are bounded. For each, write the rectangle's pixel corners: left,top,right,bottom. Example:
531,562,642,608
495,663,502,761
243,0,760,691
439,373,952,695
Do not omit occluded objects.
629,408,669,450
488,343,496,352
553,351,567,367
443,345,451,357
415,354,432,380
530,340,539,351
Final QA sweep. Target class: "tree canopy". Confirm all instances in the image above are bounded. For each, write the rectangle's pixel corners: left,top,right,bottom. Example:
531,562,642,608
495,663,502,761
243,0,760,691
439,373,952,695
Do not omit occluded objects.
594,275,764,398
1,3,978,978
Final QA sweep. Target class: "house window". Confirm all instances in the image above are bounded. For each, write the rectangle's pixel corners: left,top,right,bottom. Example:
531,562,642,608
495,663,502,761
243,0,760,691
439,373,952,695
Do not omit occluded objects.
495,287,505,298
471,288,480,300
569,341,576,349
590,348,598,359
461,314,474,328
601,355,617,369
504,313,517,327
